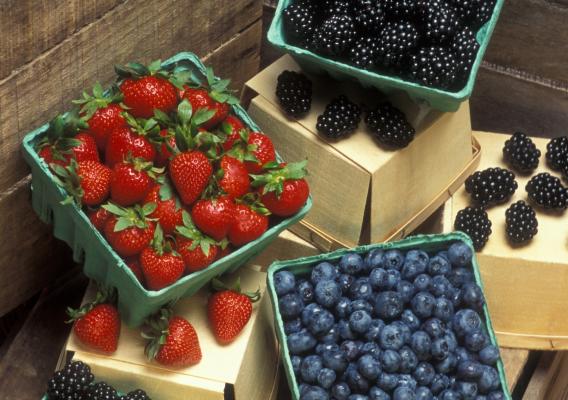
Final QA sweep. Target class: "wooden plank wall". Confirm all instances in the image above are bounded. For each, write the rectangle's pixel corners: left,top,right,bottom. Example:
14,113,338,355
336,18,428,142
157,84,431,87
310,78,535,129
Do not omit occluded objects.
0,0,263,317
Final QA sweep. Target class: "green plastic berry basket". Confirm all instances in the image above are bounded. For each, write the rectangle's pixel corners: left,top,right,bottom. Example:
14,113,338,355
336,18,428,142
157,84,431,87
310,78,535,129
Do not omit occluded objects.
21,51,312,328
268,0,504,112
266,231,511,400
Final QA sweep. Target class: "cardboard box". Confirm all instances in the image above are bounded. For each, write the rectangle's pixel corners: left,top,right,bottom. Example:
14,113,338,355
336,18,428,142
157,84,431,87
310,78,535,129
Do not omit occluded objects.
242,55,479,251
442,131,568,350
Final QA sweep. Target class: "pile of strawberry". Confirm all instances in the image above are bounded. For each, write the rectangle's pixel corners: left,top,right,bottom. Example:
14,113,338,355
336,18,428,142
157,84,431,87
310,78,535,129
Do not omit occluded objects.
37,60,310,291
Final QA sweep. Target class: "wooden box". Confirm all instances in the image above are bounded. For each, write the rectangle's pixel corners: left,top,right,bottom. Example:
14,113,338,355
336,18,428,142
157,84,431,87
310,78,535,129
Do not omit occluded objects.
442,131,568,350
242,55,479,251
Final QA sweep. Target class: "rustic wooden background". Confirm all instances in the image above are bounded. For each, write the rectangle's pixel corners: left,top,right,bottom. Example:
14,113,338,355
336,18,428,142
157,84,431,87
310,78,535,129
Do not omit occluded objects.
0,0,567,398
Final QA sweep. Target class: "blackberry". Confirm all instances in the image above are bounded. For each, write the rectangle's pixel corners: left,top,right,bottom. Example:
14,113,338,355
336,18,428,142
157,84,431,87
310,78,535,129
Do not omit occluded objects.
546,136,568,171
122,389,151,400
409,46,458,90
313,14,357,56
452,0,496,30
276,70,313,117
452,27,480,83
283,2,316,44
365,103,416,148
502,132,541,173
353,0,385,33
376,21,420,69
465,167,518,207
454,206,492,250
505,201,538,244
86,382,120,400
526,172,568,210
422,0,461,44
318,0,352,17
47,361,95,400
349,36,380,68
383,0,419,20
316,95,361,139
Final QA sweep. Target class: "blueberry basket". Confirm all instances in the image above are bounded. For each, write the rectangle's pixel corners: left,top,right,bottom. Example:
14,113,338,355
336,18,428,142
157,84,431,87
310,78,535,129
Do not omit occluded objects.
268,0,504,112
21,52,312,328
266,232,511,400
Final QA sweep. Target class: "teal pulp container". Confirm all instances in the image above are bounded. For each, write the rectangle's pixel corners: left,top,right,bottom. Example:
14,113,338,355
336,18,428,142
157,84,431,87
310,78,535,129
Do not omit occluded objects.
22,52,312,328
267,232,511,400
268,0,504,112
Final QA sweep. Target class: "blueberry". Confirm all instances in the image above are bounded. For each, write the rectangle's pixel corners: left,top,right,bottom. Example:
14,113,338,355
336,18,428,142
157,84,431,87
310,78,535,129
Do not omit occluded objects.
430,275,452,297
365,249,385,270
465,330,488,352
358,354,382,380
365,319,385,342
477,396,488,400
415,386,434,400
411,331,432,360
315,280,342,308
349,310,372,334
299,383,310,396
414,274,432,292
308,309,335,336
338,274,356,294
431,336,452,361
347,395,369,400
381,349,402,373
393,386,415,400
349,301,374,318
302,303,324,326
398,374,418,389
455,381,478,399
311,262,338,285
401,309,421,332
323,349,348,373
285,318,303,334
430,373,450,394
487,391,505,400
428,254,452,276
402,250,429,280
392,321,412,343
422,318,446,339
369,386,390,400
298,279,315,303
385,269,402,289
479,345,500,366
462,282,485,310
291,355,302,375
397,280,417,303
301,355,323,383
361,342,381,359
433,297,454,322
377,372,399,391
478,366,500,393
457,360,484,380
341,340,361,361
375,291,404,319
383,250,405,270
411,292,436,319
336,297,351,319
274,270,296,296
447,287,463,308
380,323,406,350
448,267,475,288
349,278,374,301
288,330,317,354
301,385,330,400
414,361,436,386
345,366,370,393
455,347,476,363
340,253,364,275
338,319,357,340
331,382,351,400
318,368,337,389
399,346,419,373
321,325,340,344
453,309,482,337
439,389,461,400
279,293,304,320
316,343,339,355
444,331,458,352
435,353,457,374
448,241,473,267
369,268,388,290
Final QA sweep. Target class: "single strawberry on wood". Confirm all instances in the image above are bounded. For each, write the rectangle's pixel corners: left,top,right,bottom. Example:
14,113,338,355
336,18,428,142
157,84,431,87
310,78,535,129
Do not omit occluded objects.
175,211,220,272
103,203,156,257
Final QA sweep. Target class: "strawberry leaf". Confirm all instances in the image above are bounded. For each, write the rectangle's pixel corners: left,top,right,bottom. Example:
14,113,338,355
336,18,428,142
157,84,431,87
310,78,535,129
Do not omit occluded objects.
142,202,157,216
192,108,216,127
159,183,173,201
102,202,127,216
147,59,162,75
178,99,193,125
114,217,133,232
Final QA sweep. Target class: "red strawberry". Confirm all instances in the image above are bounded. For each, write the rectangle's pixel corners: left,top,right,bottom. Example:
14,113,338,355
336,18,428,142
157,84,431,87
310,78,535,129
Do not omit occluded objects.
221,115,246,151
154,128,177,167
103,203,156,257
219,156,250,199
139,225,185,291
216,245,232,261
192,196,235,241
39,132,99,167
245,132,276,174
180,87,213,111
116,61,178,118
144,309,202,367
175,211,219,272
228,204,269,246
88,207,111,231
125,257,145,285
110,157,161,206
144,184,183,234
52,160,111,206
207,278,261,344
67,288,120,354
203,101,229,129
105,118,157,168
169,151,212,205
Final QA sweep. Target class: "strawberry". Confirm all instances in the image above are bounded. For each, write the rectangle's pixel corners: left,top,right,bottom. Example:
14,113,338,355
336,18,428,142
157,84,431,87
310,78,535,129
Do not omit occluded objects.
143,183,183,235
154,128,177,167
67,287,120,354
52,160,111,207
252,161,310,217
139,225,185,290
110,157,162,206
144,308,202,367
219,156,250,199
203,101,230,130
88,207,111,231
103,203,156,257
221,115,246,151
175,211,219,272
207,278,261,344
179,87,213,111
228,203,269,246
73,82,126,151
245,132,276,174
116,60,178,118
105,114,158,167
191,196,235,241
125,257,145,285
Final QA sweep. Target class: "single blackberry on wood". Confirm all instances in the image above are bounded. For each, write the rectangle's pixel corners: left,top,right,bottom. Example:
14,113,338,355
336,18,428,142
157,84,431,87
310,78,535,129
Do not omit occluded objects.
505,200,538,244
421,0,461,44
316,95,361,139
376,21,420,69
454,206,492,250
122,389,152,400
451,0,496,30
409,46,458,90
451,27,480,83
47,361,94,400
502,132,541,173
365,103,416,148
526,172,568,210
86,381,120,400
276,70,313,117
465,167,518,207
349,36,380,68
313,14,357,56
283,1,316,44
546,136,568,171
353,0,385,33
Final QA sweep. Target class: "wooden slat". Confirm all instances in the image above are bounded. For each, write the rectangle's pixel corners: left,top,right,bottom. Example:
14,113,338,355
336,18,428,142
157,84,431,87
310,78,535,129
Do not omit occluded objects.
500,348,531,392
523,352,562,400
0,0,262,193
